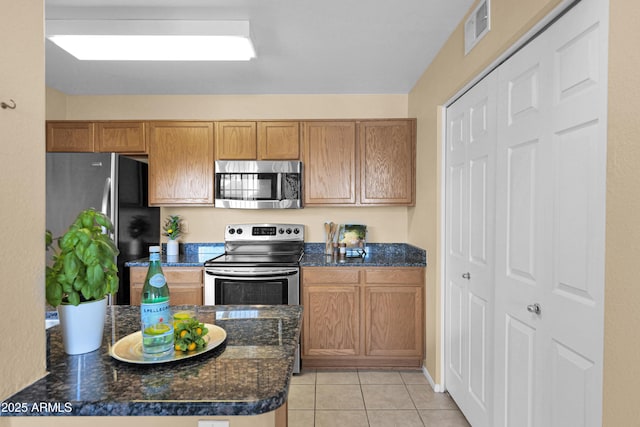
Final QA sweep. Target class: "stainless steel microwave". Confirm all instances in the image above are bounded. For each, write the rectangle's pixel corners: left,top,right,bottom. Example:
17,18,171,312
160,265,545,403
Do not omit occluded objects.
214,160,303,209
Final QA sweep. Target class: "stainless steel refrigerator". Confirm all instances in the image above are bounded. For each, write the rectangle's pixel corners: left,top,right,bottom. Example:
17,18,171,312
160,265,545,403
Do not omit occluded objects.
46,153,160,305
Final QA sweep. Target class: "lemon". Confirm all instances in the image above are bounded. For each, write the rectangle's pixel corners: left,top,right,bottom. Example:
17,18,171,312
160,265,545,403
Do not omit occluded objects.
144,323,171,335
173,312,192,320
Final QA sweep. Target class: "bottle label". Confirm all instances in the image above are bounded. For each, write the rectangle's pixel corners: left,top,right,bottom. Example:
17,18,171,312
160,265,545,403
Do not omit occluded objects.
141,301,170,326
148,273,166,288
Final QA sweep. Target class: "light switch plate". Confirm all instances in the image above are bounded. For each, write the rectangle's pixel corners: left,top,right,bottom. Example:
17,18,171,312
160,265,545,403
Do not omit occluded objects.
198,421,229,427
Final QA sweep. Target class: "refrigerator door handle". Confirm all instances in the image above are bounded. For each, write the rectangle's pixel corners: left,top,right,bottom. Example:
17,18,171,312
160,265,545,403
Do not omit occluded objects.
101,176,111,232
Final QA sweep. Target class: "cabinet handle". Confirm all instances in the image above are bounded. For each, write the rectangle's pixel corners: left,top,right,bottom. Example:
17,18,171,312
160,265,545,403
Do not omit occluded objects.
462,272,471,280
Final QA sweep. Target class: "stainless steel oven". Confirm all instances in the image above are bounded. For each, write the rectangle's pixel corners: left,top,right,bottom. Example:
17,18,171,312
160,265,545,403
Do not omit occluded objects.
204,223,304,372
203,266,299,306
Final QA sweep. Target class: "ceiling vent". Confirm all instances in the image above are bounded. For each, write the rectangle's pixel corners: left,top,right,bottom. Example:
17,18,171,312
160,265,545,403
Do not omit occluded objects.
464,0,490,55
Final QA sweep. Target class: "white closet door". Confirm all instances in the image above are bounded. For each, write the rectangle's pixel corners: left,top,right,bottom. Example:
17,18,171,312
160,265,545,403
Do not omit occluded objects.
445,71,497,427
493,0,608,426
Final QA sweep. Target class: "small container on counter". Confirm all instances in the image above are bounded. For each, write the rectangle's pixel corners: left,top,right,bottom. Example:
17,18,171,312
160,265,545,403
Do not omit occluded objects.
339,243,347,258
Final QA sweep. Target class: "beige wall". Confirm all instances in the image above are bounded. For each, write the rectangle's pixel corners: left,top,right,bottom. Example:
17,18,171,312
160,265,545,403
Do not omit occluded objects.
604,1,640,424
0,0,46,405
55,93,412,244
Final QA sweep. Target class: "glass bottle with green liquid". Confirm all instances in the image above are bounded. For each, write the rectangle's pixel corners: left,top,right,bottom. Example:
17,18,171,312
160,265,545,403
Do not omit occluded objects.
140,246,174,355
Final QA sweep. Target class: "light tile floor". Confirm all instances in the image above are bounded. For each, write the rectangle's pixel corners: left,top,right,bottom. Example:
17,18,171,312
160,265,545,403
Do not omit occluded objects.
288,369,471,427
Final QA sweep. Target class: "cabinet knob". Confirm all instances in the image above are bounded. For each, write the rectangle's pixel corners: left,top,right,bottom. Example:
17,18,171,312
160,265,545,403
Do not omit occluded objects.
462,272,471,280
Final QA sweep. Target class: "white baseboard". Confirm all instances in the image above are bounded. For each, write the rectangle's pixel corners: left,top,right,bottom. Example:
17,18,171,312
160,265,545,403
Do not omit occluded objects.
422,365,445,393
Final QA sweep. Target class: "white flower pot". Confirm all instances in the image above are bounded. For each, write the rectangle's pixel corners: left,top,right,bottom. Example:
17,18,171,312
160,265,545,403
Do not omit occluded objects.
167,239,179,256
57,297,107,355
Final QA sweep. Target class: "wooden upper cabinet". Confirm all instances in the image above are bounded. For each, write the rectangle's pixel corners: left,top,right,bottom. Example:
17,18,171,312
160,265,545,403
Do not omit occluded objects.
96,121,146,153
258,121,300,160
359,120,416,206
46,121,95,152
303,121,357,205
215,121,257,159
147,121,215,206
216,121,300,160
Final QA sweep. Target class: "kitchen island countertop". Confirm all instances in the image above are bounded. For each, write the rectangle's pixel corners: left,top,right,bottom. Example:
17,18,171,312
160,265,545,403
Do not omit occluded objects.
1,305,302,417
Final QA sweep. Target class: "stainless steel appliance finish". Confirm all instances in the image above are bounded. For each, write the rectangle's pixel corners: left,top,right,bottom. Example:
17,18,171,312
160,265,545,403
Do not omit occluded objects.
46,153,160,305
204,223,304,372
214,160,302,209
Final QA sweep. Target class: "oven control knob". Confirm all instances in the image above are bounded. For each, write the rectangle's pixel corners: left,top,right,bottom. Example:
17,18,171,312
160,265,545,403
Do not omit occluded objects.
236,228,243,235
293,228,300,234
286,228,292,234
228,228,235,235
278,228,285,234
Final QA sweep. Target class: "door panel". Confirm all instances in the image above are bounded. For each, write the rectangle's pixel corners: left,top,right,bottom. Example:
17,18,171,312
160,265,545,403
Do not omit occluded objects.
493,0,607,426
504,315,535,427
468,293,488,408
469,156,488,266
447,279,464,382
445,71,496,427
506,140,539,285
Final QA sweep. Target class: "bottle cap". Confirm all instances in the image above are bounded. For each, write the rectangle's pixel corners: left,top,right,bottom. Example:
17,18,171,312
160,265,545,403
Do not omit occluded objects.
149,246,161,253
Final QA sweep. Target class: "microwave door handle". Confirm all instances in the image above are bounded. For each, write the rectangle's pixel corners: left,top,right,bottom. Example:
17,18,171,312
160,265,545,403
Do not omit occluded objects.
277,173,282,200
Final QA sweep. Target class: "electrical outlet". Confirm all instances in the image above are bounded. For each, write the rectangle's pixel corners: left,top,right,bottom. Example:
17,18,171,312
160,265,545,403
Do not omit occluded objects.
198,421,229,427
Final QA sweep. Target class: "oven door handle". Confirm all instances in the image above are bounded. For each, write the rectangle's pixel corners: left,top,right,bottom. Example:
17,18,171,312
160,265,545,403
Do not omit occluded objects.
205,268,299,278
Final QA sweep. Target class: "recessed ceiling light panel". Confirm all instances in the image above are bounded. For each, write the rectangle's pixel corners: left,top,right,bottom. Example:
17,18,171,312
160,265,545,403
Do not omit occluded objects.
46,20,256,61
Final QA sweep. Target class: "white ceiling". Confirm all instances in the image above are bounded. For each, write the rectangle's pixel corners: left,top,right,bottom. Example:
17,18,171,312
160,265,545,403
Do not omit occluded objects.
45,0,474,95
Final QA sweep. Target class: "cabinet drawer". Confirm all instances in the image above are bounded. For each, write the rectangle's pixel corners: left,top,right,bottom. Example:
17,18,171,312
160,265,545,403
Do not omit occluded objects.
364,268,423,285
302,268,360,284
130,267,203,284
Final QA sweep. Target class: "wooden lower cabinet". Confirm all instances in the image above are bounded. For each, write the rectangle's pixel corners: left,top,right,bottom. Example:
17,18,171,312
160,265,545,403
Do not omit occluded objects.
129,267,203,306
301,266,424,368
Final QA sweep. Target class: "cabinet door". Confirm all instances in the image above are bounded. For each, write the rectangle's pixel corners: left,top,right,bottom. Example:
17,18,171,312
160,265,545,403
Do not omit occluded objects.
46,121,95,152
215,121,257,159
130,267,203,306
364,268,424,358
303,285,360,357
96,121,146,153
303,121,357,205
148,121,214,205
302,268,361,357
365,285,423,357
359,120,415,205
257,121,300,160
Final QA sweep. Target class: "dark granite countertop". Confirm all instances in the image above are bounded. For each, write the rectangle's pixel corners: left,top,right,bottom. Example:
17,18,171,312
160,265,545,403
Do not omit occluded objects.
2,305,302,417
126,243,426,268
301,243,426,267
